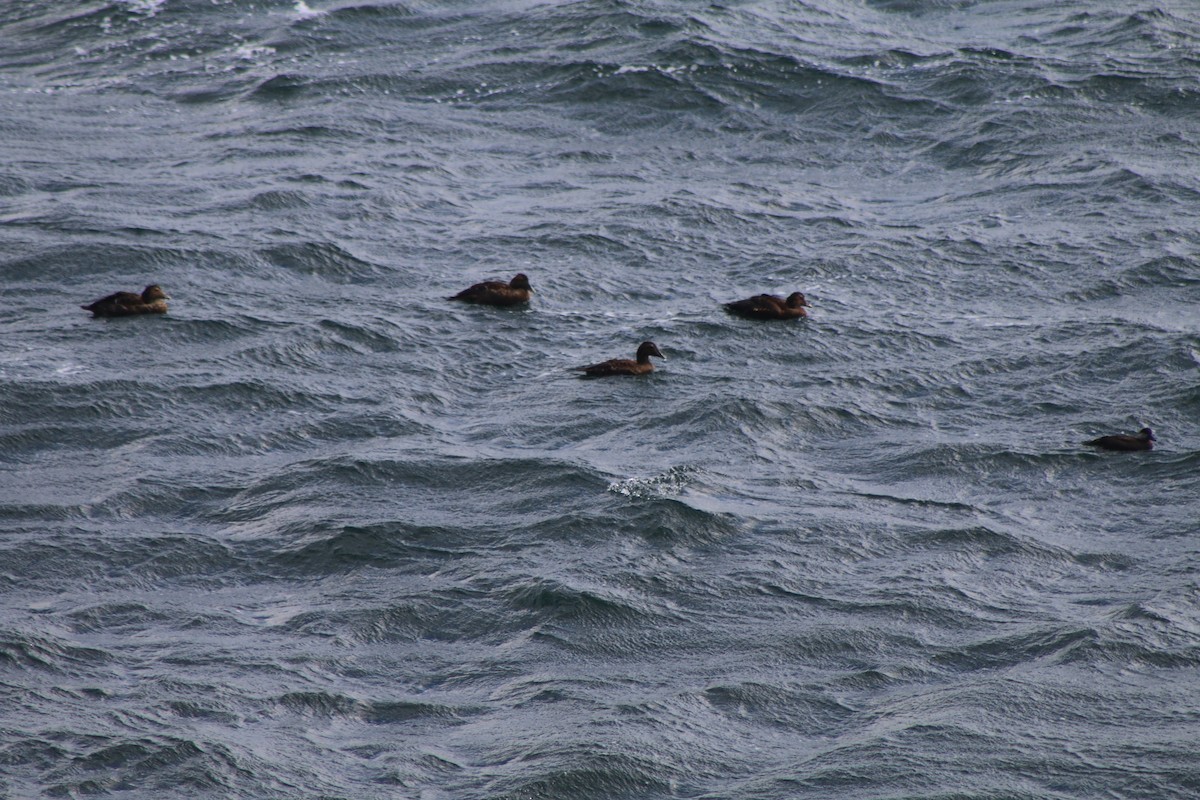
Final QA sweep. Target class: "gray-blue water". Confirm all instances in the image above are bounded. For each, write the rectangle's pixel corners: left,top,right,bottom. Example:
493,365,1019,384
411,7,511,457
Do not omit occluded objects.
3,1,1200,797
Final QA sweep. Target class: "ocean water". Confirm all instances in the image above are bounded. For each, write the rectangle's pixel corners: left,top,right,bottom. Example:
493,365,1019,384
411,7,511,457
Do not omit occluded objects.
2,0,1200,797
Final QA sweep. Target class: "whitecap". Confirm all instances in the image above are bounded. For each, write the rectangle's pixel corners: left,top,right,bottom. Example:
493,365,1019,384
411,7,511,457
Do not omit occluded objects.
116,0,166,16
608,465,697,498
293,1,325,19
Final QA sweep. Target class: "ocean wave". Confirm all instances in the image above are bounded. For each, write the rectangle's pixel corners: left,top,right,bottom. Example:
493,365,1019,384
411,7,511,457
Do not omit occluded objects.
0,629,113,673
4,1,1199,797
704,681,859,732
273,690,466,723
38,735,254,797
504,576,654,625
268,520,471,575
0,531,245,589
486,751,674,800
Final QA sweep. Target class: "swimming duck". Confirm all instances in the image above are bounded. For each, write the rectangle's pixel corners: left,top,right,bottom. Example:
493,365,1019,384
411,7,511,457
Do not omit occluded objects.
574,341,664,378
448,273,533,306
724,291,810,320
1084,427,1155,451
81,285,170,317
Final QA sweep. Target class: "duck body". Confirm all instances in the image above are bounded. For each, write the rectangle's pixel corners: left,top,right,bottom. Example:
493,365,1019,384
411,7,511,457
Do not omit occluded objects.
82,285,170,317
1085,427,1155,451
448,273,532,306
574,341,664,378
724,291,809,320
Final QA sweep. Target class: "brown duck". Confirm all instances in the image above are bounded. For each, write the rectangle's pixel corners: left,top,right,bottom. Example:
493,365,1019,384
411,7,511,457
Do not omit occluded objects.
1084,427,1155,452
724,291,810,320
448,273,533,306
82,285,170,317
574,341,665,378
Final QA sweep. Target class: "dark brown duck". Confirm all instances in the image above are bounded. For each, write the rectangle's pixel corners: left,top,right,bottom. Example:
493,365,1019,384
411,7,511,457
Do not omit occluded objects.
1084,427,1155,451
724,291,810,320
81,285,170,317
574,341,664,378
448,273,533,306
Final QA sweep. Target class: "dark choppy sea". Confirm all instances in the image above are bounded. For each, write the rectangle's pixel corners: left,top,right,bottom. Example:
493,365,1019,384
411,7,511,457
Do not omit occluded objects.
3,1,1200,797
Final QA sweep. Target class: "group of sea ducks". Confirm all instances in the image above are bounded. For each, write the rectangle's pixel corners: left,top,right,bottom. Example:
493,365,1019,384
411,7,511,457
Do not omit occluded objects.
81,275,1157,452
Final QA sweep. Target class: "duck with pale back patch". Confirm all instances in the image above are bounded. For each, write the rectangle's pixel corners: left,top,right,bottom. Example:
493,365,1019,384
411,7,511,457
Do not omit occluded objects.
82,285,170,317
573,341,665,378
447,273,533,306
724,291,810,320
1084,427,1155,452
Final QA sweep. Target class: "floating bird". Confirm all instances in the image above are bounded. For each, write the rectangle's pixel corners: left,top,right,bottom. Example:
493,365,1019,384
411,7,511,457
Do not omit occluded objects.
447,273,533,306
81,285,170,317
573,341,665,378
724,291,810,320
1084,427,1155,452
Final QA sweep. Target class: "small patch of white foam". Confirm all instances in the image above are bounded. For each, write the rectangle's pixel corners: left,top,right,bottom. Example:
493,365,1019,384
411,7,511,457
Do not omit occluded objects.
294,0,325,19
233,44,276,61
116,0,166,16
614,64,697,76
608,465,696,499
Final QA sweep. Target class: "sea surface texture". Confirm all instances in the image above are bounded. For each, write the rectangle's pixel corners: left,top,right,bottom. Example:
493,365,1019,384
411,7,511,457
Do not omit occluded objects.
3,1,1199,798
